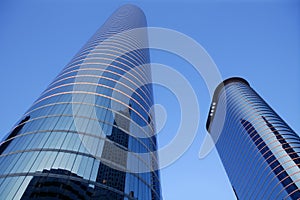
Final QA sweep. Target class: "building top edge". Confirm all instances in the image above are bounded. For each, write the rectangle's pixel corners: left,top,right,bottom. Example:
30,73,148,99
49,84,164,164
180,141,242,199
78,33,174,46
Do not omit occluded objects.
206,77,250,132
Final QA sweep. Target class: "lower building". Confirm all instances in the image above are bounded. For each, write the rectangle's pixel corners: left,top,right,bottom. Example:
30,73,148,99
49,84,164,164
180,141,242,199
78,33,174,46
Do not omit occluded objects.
206,77,300,199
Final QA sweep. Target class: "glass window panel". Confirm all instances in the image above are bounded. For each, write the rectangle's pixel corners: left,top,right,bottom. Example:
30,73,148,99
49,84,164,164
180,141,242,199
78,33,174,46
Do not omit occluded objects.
3,153,23,175
70,134,82,152
11,176,32,200
77,156,89,178
82,157,92,179
65,153,76,171
29,151,45,173
59,152,71,169
35,132,50,149
0,155,14,175
71,154,83,175
0,177,19,198
90,159,99,182
43,151,58,171
52,152,64,169
61,132,73,150
0,178,6,189
13,152,33,174
2,137,20,154
5,176,26,200
22,152,39,173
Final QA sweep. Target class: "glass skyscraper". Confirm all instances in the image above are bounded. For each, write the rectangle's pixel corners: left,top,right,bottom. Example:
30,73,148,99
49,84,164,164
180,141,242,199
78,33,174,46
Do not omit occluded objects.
206,77,300,199
0,4,161,200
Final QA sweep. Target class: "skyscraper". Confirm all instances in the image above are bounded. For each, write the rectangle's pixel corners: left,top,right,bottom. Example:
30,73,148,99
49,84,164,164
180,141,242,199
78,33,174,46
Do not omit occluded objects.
0,4,161,200
206,77,300,199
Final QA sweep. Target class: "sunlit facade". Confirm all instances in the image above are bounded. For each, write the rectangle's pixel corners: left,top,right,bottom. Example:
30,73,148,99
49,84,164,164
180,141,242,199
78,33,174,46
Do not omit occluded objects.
0,4,161,200
206,77,300,199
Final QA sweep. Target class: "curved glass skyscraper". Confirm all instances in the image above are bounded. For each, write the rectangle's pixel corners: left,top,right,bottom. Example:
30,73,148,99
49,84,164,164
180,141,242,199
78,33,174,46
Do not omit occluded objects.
206,77,300,199
0,4,161,200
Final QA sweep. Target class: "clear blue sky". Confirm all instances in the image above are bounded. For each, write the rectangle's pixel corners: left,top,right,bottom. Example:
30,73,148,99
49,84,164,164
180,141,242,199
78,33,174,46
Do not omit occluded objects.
0,0,299,199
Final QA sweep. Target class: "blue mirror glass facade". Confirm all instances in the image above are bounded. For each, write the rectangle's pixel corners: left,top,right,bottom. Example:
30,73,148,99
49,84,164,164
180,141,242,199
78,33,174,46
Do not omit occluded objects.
0,4,161,200
207,77,300,199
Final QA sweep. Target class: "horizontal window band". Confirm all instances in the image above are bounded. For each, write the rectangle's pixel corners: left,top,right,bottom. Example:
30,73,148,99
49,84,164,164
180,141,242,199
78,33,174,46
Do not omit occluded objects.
62,56,151,89
5,115,157,154
283,187,300,200
66,40,148,78
91,30,147,50
77,33,148,62
31,91,154,131
40,82,154,124
70,47,147,68
57,63,152,99
0,146,160,185
0,147,156,173
24,101,154,140
243,143,300,196
276,177,300,199
1,127,157,160
48,68,152,103
41,75,152,111
248,147,300,188
66,38,149,79
0,171,159,199
85,32,147,57
254,156,300,199
47,70,152,106
39,81,153,118
70,46,147,76
66,50,149,82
